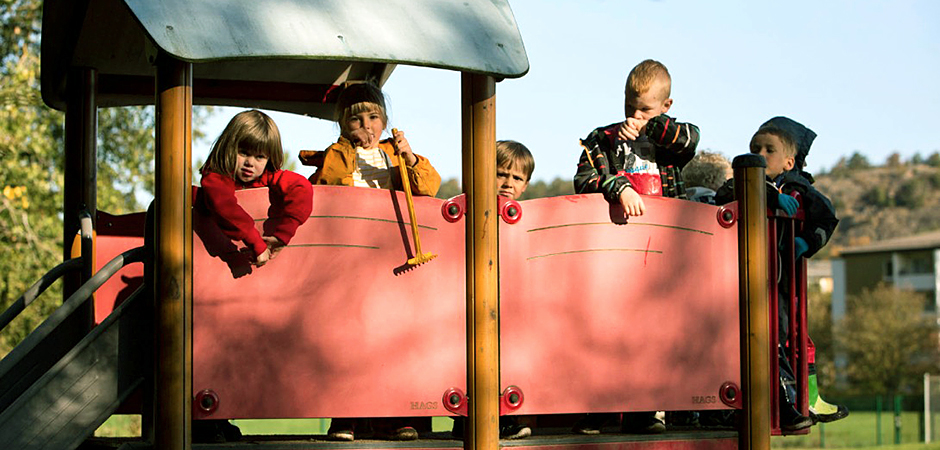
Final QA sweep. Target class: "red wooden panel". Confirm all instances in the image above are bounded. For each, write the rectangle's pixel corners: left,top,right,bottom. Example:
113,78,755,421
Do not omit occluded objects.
94,211,146,324
499,194,740,415
192,186,466,419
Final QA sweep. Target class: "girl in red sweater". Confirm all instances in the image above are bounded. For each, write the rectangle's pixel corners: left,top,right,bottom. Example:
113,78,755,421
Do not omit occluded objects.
199,109,313,267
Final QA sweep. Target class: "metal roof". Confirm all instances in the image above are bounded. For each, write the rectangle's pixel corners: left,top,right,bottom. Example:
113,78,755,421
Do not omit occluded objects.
840,230,940,256
41,0,529,117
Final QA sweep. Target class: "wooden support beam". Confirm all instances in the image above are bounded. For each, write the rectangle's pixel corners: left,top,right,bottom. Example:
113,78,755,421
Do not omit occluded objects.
734,154,771,450
462,73,498,450
154,55,193,450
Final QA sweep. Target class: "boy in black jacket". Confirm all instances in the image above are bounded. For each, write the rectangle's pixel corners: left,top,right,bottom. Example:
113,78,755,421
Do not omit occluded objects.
717,117,845,430
571,59,699,435
574,59,700,217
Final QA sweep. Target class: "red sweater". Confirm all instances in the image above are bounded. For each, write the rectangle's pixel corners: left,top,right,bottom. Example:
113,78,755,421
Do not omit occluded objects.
199,170,313,256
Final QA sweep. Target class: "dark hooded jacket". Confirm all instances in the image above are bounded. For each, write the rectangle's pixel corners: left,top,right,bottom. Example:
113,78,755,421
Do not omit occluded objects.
715,117,838,258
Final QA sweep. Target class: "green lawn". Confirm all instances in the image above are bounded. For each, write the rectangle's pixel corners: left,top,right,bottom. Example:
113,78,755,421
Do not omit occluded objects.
96,415,457,437
773,411,926,448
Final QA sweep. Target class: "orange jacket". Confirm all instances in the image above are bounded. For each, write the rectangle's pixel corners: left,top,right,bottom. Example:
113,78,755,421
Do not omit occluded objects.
302,136,441,196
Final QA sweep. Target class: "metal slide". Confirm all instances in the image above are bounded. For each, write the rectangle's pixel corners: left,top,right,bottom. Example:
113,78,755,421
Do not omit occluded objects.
0,248,149,450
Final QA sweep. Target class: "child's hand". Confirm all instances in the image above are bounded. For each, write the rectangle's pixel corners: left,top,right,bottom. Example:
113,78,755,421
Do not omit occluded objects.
392,129,418,166
349,128,373,148
262,236,286,259
254,247,272,267
794,237,809,259
777,193,799,216
618,118,648,141
619,186,646,216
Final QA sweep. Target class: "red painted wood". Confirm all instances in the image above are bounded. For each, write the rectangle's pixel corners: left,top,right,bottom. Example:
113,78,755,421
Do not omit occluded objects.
191,186,466,419
499,194,740,415
93,211,146,324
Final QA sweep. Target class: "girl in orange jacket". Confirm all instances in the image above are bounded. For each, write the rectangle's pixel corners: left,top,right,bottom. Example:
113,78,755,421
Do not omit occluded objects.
304,82,440,197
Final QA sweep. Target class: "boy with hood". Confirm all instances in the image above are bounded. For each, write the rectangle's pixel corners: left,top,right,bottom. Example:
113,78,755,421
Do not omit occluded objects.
717,116,845,430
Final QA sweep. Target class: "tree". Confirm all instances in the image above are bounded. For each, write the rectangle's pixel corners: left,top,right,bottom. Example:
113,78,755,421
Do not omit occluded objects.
836,284,939,395
886,152,902,168
862,185,892,207
895,178,927,209
846,152,871,170
928,152,940,168
436,177,461,199
1,0,212,355
807,285,837,394
522,177,575,199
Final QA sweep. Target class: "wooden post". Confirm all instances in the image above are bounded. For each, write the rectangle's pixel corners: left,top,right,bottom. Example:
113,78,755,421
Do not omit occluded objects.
734,154,771,450
154,54,193,450
63,67,97,329
461,73,499,450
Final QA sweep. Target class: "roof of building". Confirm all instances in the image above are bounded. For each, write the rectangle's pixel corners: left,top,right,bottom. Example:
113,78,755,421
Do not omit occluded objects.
840,230,940,256
41,0,529,117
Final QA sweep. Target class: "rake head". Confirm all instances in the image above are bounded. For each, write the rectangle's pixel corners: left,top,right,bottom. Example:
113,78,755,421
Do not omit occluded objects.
407,252,438,266
393,252,438,276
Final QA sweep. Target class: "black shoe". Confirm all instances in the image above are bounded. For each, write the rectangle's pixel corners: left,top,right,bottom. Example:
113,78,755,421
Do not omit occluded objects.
499,417,531,439
621,413,665,434
779,404,813,432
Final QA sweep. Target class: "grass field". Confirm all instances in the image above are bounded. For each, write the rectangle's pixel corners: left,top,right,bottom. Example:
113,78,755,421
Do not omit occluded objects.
773,411,925,448
95,415,457,437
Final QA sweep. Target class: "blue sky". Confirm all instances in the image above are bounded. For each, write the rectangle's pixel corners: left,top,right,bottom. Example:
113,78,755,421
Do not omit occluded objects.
196,0,940,182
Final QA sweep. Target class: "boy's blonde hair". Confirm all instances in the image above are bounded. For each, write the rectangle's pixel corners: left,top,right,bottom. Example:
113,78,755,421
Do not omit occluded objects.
335,82,388,136
202,109,283,178
753,126,798,158
496,140,535,181
681,151,731,192
626,59,671,98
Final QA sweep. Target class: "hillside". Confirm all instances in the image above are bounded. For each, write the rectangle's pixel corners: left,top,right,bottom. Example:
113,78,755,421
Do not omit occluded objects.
814,158,940,257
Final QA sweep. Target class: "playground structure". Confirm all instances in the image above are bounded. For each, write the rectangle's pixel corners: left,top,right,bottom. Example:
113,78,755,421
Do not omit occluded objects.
0,1,812,449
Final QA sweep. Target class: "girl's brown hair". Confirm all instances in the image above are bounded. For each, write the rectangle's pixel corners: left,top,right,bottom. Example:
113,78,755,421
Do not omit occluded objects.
201,109,283,178
334,83,388,137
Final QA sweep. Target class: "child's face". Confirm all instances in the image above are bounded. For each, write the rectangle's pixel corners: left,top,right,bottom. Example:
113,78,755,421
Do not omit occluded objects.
344,107,385,149
624,79,673,122
497,163,529,200
750,133,794,178
236,149,268,184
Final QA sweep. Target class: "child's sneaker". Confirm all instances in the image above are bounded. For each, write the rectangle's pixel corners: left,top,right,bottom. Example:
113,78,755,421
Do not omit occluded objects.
499,417,531,440
809,398,849,423
327,418,356,441
621,412,665,434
